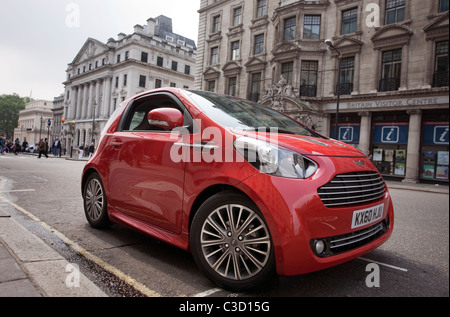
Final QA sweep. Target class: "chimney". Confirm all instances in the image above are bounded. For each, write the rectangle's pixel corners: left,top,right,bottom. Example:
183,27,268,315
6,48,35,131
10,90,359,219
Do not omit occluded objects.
146,18,156,36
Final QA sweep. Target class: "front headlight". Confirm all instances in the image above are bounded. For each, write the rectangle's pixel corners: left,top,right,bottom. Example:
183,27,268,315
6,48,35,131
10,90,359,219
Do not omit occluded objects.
234,137,317,179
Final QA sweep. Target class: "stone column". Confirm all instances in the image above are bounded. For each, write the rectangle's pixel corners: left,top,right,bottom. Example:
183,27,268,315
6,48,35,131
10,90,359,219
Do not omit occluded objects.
403,109,422,183
70,86,78,119
103,76,112,118
76,85,83,119
87,81,94,119
81,83,89,119
358,111,372,156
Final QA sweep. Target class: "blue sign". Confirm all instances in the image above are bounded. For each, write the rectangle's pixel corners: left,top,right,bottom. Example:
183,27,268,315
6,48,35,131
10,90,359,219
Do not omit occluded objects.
373,124,409,144
423,124,449,145
331,125,360,144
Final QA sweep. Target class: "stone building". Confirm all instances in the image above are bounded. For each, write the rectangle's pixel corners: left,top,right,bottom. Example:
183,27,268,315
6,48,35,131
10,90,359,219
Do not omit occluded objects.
14,100,54,149
62,15,196,152
195,0,449,183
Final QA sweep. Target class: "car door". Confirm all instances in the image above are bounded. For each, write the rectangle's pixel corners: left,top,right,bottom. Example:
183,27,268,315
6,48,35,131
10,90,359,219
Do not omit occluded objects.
107,93,189,234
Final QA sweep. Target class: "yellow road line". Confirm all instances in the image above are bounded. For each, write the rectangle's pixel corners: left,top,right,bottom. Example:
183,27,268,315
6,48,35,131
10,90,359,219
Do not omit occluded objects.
0,193,162,297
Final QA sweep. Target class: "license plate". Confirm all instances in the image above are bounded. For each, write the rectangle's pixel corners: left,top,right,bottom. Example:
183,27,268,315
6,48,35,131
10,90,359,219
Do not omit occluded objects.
351,203,384,229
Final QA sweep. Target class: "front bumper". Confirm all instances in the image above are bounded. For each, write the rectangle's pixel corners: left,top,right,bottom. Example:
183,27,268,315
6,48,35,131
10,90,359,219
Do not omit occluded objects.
238,160,394,276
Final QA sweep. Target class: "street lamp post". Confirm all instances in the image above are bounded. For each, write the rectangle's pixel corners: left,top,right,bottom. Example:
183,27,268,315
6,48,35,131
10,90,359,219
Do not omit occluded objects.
325,39,342,140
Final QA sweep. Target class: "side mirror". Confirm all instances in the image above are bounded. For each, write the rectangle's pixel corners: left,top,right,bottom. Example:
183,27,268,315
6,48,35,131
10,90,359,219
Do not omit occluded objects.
148,108,184,131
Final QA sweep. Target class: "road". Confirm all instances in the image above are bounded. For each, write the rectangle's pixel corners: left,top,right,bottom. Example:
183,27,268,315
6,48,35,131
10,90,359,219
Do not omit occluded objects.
0,154,448,298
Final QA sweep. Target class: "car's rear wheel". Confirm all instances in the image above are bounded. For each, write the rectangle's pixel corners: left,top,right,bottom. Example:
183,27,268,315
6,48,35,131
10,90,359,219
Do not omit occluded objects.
190,191,275,291
83,173,110,229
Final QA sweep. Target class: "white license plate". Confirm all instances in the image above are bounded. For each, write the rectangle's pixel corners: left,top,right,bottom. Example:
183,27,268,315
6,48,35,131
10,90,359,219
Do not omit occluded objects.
351,203,384,229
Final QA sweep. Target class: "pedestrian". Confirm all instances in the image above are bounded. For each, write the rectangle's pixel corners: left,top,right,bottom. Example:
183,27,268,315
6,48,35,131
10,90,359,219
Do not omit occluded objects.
13,138,20,155
0,136,5,155
88,142,95,158
78,142,84,160
54,137,62,157
37,138,48,158
22,138,28,152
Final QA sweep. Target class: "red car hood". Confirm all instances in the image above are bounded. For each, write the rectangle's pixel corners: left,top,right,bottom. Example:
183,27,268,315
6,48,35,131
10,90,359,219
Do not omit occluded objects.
231,130,366,158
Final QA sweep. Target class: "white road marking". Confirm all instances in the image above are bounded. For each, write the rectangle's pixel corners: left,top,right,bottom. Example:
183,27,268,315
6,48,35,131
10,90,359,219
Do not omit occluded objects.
358,257,408,272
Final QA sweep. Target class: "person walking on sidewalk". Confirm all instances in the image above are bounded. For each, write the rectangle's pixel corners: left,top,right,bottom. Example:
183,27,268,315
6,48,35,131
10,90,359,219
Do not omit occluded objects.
37,138,48,158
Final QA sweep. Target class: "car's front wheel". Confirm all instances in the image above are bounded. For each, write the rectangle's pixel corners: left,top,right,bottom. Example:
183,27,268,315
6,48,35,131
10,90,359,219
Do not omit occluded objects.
190,191,275,291
83,173,111,229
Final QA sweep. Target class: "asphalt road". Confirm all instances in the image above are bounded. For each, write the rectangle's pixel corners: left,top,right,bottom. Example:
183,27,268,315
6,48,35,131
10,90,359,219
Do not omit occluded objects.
0,154,448,298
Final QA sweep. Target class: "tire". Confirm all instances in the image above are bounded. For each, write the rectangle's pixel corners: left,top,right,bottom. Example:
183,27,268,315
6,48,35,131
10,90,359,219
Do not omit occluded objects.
190,191,275,291
83,173,111,229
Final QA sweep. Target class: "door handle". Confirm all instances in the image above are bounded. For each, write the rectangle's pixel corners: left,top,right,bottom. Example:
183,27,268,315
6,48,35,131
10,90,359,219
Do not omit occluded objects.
111,138,123,148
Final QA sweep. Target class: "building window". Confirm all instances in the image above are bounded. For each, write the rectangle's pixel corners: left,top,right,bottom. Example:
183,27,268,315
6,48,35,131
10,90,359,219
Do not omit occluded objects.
102,58,106,66
139,75,146,88
231,41,240,60
233,7,242,26
439,0,449,12
338,57,355,95
300,61,318,97
212,15,221,33
123,74,127,87
256,0,267,18
141,52,148,63
185,65,191,75
210,47,219,65
228,77,237,96
117,54,121,63
385,0,405,25
115,77,119,88
95,61,98,68
380,49,402,91
281,61,294,84
208,80,216,92
157,56,164,67
433,41,449,87
172,61,178,71
283,17,296,41
155,79,162,89
170,82,176,87
249,73,262,102
254,34,264,55
304,15,321,39
342,8,358,34
125,51,129,60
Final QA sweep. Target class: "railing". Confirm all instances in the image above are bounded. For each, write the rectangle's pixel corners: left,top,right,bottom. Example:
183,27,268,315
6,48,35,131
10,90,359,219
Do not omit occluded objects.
433,71,449,87
299,84,317,97
379,77,400,92
338,82,353,95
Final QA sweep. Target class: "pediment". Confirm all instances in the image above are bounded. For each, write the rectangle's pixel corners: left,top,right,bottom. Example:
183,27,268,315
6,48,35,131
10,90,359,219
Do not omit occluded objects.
71,38,108,65
332,36,364,56
424,11,449,40
244,56,267,70
203,66,221,79
272,41,301,55
222,61,242,76
371,24,413,49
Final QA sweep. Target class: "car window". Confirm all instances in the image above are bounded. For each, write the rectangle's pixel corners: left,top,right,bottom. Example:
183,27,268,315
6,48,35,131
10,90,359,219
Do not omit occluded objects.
121,94,193,132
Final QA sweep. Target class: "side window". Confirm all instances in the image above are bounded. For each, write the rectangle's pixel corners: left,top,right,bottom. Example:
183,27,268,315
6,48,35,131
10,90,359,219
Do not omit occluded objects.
123,95,193,132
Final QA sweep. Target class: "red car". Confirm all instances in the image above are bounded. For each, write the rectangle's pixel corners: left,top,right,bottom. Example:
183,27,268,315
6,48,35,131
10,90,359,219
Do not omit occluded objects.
82,88,394,291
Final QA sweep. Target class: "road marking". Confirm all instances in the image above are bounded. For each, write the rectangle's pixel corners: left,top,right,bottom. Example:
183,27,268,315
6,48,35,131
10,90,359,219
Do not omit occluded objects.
0,193,162,297
358,257,408,272
0,189,35,193
193,288,222,297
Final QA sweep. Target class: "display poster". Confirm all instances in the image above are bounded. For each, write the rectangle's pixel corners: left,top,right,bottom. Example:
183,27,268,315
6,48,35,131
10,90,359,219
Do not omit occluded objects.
373,149,383,161
436,165,449,180
385,149,394,162
437,151,449,166
395,149,406,162
394,162,405,175
422,164,435,178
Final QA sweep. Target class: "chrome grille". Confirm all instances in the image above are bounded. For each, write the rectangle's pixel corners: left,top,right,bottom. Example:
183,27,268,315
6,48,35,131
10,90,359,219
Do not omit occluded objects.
318,171,386,208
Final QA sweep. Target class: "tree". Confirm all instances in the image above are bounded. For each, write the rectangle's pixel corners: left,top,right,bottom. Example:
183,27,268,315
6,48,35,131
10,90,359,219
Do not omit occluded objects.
0,94,29,139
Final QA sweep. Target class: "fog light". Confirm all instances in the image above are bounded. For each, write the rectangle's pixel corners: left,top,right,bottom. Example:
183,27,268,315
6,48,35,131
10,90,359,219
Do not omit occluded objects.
314,240,325,255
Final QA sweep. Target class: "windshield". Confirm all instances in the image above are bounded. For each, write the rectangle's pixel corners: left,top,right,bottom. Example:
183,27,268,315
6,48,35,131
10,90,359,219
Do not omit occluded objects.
186,90,318,136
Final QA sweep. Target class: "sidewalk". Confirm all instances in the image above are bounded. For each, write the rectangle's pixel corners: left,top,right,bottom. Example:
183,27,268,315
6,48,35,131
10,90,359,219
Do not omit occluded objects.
0,180,447,297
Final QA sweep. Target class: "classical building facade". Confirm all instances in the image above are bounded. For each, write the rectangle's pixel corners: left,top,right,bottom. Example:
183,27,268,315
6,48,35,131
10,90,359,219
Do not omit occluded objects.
14,100,54,148
62,15,196,152
195,0,449,183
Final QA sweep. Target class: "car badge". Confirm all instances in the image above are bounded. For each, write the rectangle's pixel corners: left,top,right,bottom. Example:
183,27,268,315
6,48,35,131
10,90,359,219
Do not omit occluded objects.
354,160,365,167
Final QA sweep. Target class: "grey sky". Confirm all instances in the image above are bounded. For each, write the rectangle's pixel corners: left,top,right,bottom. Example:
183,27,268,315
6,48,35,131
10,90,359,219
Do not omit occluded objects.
0,0,200,100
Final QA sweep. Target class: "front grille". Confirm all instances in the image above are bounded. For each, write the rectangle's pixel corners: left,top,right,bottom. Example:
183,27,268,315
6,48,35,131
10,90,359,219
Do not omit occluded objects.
311,218,390,257
318,171,386,208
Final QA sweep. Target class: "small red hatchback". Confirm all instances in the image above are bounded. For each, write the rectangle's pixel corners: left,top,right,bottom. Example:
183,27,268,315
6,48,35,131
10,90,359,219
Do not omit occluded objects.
82,88,394,291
